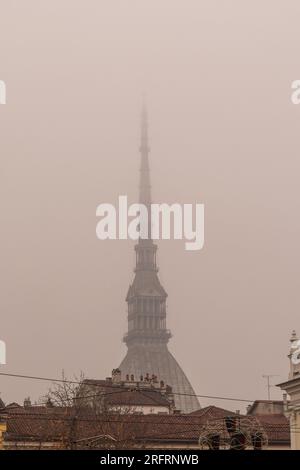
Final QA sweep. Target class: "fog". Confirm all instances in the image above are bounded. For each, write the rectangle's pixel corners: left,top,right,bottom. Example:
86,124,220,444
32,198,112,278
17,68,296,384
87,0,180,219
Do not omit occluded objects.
0,0,299,410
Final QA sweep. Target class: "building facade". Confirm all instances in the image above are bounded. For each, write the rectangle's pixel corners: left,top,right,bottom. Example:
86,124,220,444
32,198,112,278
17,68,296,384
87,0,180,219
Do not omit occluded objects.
79,368,175,415
278,330,300,449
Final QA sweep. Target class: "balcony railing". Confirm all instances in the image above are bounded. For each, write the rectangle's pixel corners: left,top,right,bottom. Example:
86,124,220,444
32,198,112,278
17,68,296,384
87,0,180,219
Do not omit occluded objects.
123,328,172,343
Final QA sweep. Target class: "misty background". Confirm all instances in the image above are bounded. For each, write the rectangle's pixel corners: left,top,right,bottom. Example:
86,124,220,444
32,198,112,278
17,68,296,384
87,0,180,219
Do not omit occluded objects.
0,0,299,410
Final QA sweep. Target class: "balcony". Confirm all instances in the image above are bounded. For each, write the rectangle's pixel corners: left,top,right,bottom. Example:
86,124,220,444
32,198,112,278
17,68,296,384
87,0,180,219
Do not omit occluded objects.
123,328,172,344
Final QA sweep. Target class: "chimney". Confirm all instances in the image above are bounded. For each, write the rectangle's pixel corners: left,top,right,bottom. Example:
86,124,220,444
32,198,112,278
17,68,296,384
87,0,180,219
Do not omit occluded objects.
46,398,54,408
112,368,122,384
23,397,31,408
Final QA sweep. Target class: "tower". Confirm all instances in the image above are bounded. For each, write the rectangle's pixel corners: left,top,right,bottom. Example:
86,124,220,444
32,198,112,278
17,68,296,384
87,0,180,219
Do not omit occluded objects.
277,331,300,449
119,105,200,413
288,330,300,379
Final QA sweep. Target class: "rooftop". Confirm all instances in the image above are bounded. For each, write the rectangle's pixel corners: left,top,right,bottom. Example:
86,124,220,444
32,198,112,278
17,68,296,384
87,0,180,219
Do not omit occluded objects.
1,404,290,447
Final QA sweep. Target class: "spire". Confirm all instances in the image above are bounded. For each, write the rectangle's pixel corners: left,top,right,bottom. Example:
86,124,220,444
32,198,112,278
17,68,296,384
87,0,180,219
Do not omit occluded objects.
119,107,200,413
124,102,169,345
139,102,151,206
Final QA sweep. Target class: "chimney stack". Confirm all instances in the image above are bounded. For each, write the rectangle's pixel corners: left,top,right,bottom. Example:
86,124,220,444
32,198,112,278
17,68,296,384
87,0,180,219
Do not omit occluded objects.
24,397,31,408
112,368,122,384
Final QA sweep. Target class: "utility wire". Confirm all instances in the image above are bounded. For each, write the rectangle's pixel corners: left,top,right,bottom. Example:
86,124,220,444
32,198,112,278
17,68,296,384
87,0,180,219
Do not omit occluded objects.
0,371,255,403
0,388,143,412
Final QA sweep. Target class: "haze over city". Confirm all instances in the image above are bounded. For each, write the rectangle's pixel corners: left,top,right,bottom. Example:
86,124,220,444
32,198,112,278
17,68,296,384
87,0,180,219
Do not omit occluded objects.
0,1,300,411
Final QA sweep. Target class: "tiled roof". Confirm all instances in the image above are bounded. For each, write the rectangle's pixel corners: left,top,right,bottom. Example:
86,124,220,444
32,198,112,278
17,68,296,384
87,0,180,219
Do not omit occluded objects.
4,407,74,443
2,405,290,446
254,414,290,444
3,409,207,443
246,400,285,415
193,407,290,445
106,389,170,407
189,405,240,419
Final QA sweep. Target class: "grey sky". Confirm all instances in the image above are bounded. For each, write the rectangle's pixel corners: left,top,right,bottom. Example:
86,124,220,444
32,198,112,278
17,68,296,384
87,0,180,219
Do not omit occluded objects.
0,1,299,410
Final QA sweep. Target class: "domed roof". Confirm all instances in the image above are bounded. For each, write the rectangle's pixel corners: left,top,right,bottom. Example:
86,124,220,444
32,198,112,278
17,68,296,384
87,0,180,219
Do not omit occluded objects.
119,344,200,414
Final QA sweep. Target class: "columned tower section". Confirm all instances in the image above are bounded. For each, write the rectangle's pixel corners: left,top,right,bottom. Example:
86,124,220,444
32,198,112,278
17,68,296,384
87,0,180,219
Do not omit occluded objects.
124,105,171,347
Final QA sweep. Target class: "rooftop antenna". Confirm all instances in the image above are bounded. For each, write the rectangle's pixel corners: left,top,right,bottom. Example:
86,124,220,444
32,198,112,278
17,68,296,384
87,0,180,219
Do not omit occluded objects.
262,374,279,400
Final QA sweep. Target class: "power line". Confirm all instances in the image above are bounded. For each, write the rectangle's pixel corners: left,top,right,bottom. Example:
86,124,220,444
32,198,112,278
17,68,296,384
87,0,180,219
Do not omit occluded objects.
0,371,255,403
0,388,150,412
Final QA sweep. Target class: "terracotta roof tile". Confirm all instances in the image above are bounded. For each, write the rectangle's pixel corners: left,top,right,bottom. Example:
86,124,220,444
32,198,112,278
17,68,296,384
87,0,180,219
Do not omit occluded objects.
2,405,290,446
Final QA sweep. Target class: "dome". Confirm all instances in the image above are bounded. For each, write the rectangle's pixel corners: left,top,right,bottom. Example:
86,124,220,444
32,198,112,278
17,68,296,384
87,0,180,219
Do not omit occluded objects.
119,344,200,414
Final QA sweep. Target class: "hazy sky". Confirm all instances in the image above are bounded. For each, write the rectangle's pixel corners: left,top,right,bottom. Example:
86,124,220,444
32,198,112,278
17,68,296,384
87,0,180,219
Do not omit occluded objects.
0,1,300,411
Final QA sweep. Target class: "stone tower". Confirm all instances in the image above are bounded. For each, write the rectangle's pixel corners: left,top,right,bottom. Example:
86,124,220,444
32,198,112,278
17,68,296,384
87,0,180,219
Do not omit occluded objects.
119,105,200,413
